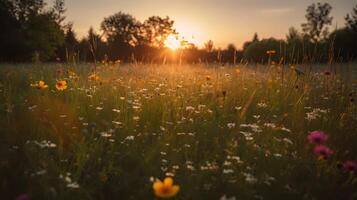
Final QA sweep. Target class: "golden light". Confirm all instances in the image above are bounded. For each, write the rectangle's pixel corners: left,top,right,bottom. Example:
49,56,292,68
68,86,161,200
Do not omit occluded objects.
164,35,181,50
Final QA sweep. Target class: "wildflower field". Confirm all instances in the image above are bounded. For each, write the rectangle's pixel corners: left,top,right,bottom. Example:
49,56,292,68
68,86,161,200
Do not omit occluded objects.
0,63,356,200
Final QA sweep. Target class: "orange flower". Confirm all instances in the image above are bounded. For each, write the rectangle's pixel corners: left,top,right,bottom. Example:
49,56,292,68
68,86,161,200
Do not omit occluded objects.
68,70,78,79
88,74,100,81
153,177,180,198
30,80,48,89
235,68,241,74
266,50,276,55
56,80,67,91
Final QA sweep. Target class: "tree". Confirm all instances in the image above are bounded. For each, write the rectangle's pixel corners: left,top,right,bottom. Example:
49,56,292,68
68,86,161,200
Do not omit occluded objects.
0,0,26,61
101,12,140,46
252,33,259,42
301,3,333,43
243,38,284,63
0,0,65,61
204,40,214,52
330,28,357,61
101,12,141,60
12,0,45,22
25,12,65,61
286,27,301,43
140,16,176,48
88,27,106,62
227,44,236,52
285,27,304,63
51,0,66,25
225,43,238,64
77,27,106,62
243,32,259,51
61,23,78,62
345,4,357,32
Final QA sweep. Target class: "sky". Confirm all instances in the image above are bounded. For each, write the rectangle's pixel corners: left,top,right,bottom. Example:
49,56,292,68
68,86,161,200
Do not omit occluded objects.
53,0,356,49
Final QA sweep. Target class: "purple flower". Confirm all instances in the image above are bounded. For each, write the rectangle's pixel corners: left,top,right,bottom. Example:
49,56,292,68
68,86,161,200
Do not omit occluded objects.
324,71,331,76
314,145,333,158
15,194,29,200
342,160,357,172
307,131,328,144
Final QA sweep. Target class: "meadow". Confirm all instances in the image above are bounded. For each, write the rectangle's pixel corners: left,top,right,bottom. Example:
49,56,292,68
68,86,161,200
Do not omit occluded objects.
0,62,356,200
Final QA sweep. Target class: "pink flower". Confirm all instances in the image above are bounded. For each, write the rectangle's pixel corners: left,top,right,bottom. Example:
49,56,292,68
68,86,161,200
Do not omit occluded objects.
307,131,328,144
342,160,357,172
324,71,331,76
15,194,29,200
314,145,333,158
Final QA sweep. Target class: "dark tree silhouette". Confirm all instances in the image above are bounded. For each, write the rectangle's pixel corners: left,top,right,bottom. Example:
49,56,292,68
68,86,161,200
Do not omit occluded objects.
226,43,237,63
51,0,66,25
286,27,301,43
88,27,106,62
1,1,357,63
243,33,259,51
0,0,26,61
330,28,357,61
62,23,78,62
101,12,140,46
302,2,333,43
285,27,304,63
0,0,65,61
244,38,284,63
204,40,214,53
252,33,259,42
140,16,176,47
24,11,64,61
12,0,45,22
77,27,106,62
345,4,357,32
101,12,141,60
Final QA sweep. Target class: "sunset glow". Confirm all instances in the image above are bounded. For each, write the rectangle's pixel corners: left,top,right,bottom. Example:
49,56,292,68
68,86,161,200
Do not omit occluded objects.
2,0,357,199
59,0,355,48
164,35,181,50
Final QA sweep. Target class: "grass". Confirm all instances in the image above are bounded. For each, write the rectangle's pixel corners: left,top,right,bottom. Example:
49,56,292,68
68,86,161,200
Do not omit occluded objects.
0,62,356,200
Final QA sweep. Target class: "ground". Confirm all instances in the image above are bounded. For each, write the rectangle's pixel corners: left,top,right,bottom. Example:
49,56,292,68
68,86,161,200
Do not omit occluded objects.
0,63,356,200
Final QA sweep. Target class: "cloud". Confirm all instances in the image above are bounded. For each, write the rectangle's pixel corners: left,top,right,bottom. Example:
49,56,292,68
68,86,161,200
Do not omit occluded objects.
260,8,293,14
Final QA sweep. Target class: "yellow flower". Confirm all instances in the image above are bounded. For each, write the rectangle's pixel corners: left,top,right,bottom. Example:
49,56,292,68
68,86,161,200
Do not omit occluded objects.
153,177,180,199
30,80,48,89
68,70,78,79
55,80,67,91
235,68,241,74
266,50,276,55
88,73,100,81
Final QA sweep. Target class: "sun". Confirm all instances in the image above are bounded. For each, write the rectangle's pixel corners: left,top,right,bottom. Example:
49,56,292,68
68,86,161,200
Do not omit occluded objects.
164,35,181,50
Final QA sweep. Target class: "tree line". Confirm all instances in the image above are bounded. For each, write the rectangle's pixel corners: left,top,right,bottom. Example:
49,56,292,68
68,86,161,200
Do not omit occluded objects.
0,0,357,64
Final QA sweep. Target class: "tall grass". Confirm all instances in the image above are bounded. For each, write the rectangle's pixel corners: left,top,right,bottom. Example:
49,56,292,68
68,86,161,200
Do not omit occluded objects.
0,63,356,199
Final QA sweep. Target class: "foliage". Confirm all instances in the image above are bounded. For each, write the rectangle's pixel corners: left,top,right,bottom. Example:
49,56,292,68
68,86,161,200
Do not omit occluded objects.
101,12,140,60
0,0,64,62
0,0,27,61
140,16,176,48
301,3,333,43
330,28,357,61
0,1,357,63
244,38,285,63
25,12,65,61
204,40,214,53
242,33,259,52
345,4,357,32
